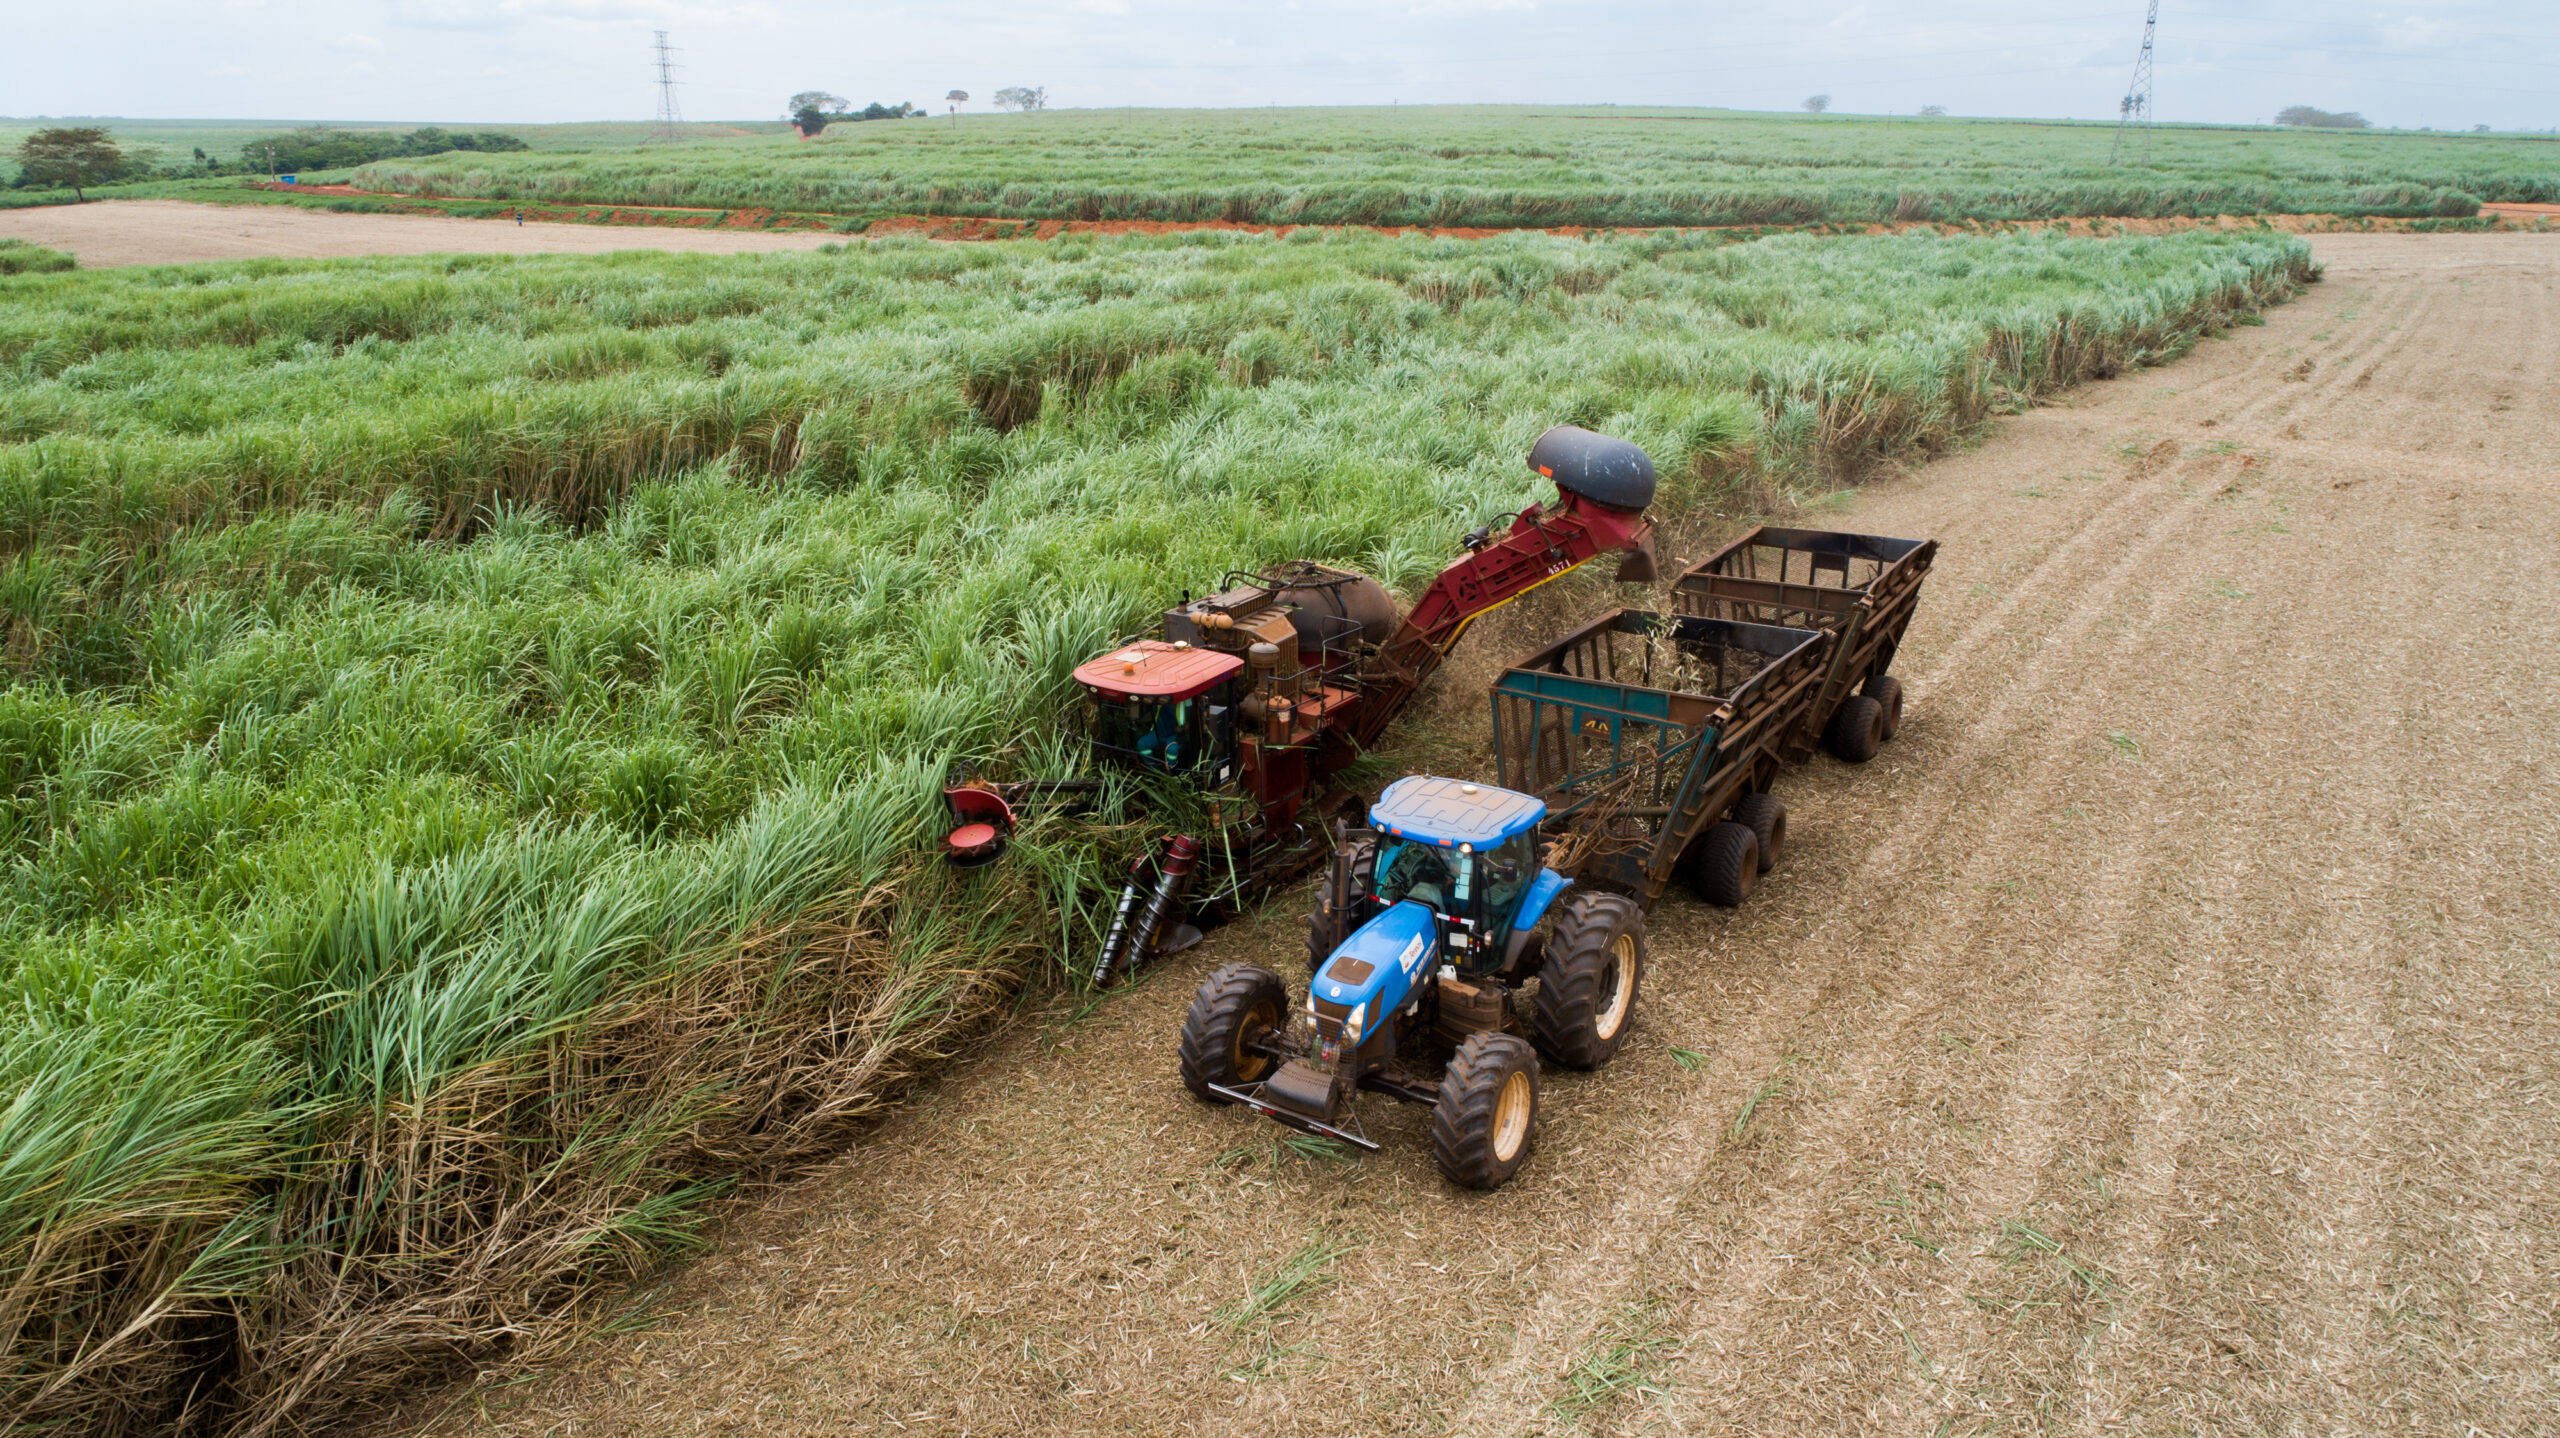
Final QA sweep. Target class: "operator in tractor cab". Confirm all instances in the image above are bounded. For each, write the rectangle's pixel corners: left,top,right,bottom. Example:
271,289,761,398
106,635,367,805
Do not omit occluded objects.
1371,822,1538,972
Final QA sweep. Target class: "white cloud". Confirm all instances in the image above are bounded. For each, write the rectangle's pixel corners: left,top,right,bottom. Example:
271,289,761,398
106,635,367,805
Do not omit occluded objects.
2,0,2551,131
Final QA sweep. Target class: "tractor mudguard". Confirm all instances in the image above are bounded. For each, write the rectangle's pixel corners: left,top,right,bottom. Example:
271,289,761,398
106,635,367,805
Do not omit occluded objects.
1511,867,1573,932
1499,868,1572,976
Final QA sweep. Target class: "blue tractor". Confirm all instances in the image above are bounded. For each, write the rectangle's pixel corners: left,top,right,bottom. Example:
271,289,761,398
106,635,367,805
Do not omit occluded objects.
1178,774,1648,1189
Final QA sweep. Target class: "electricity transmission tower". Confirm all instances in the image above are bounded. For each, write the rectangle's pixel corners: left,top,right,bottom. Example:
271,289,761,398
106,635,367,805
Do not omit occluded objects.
2109,0,2158,166
650,31,685,144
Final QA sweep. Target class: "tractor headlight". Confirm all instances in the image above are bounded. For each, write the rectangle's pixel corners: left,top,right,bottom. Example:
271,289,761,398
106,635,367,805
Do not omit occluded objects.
1340,1001,1367,1047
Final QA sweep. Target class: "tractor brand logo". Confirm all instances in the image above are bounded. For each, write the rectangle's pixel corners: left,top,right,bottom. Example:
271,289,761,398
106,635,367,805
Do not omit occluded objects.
1397,933,1429,975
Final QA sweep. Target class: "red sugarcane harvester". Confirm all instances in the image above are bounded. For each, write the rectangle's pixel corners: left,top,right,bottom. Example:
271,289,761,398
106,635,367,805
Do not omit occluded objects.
944,426,1663,984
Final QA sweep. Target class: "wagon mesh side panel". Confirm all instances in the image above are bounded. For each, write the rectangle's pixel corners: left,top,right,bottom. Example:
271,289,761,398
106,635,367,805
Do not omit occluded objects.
1494,611,1829,903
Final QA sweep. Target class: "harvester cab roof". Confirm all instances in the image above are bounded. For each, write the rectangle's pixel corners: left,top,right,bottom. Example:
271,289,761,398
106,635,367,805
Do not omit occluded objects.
1070,641,1243,704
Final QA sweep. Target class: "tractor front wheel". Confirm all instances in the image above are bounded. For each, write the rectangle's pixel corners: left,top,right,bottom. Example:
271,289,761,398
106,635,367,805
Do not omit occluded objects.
1179,964,1290,1103
1531,893,1647,1068
1304,835,1379,974
1431,1032,1541,1190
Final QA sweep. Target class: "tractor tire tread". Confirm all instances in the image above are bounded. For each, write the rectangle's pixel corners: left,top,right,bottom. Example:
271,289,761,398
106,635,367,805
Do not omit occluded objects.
1731,792,1786,875
1430,1032,1539,1191
1862,674,1905,741
1531,892,1647,1069
1827,694,1885,763
1178,963,1288,1103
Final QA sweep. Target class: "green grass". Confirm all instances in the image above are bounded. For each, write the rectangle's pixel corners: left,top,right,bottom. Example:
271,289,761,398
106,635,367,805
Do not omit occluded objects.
1547,1298,1678,1429
0,222,2312,1435
1216,1234,1360,1328
0,117,793,188
0,238,73,275
345,105,2557,227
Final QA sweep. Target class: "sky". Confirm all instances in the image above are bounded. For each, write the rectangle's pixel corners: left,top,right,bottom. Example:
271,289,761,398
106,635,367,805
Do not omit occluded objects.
5,1,2555,132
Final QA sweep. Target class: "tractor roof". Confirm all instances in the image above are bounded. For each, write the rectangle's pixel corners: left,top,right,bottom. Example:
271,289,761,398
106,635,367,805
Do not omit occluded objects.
1073,641,1243,702
1370,775,1544,848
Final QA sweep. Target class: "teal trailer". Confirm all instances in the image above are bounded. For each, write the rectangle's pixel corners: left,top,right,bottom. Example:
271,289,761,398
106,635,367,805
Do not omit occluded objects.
1491,608,1830,910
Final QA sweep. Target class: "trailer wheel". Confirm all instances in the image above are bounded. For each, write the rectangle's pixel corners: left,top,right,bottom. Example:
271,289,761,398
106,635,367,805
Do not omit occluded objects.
1862,674,1905,741
1731,792,1787,874
1691,821,1761,907
1431,1032,1540,1190
1826,695,1886,763
1531,893,1647,1068
1304,836,1378,974
1179,964,1290,1103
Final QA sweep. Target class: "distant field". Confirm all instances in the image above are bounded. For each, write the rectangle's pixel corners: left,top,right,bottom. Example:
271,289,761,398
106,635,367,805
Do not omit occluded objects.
0,224,2313,1436
353,106,2560,227
0,118,793,186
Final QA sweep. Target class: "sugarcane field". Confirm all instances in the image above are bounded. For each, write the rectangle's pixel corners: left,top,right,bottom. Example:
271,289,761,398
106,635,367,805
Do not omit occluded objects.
4,24,2557,1438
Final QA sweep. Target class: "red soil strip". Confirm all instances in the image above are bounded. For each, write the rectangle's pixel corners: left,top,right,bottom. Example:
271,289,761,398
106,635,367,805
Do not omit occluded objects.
855,212,2555,242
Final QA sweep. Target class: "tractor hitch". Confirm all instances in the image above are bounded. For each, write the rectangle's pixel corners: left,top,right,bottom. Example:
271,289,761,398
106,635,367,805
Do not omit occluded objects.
1204,1082,1383,1152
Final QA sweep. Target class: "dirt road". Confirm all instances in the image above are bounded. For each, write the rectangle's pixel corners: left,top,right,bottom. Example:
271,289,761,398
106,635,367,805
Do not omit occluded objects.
0,199,837,268
404,233,2558,1437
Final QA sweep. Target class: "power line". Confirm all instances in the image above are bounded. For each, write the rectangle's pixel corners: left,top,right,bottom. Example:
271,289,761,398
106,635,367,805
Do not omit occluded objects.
2110,0,2158,165
651,30,684,145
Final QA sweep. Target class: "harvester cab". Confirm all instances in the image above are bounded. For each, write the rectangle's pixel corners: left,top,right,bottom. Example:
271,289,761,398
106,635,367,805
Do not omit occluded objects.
1178,773,1650,1190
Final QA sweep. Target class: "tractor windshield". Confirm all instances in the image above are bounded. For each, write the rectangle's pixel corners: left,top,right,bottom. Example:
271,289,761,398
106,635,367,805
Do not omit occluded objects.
1373,842,1456,912
1372,830,1537,973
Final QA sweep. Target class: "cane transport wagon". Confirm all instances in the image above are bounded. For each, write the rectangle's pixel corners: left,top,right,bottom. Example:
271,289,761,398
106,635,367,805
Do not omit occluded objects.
1671,525,1938,763
1492,608,1832,910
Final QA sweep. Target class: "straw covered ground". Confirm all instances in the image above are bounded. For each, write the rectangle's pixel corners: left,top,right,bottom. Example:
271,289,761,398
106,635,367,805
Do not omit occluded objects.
390,232,2558,1437
0,225,2321,1435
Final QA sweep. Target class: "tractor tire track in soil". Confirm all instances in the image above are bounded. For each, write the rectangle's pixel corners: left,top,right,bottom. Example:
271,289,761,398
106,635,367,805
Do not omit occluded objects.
393,233,2557,1438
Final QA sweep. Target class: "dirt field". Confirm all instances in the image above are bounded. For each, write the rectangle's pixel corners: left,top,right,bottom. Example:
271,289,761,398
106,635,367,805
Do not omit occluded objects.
394,232,2556,1437
0,199,838,268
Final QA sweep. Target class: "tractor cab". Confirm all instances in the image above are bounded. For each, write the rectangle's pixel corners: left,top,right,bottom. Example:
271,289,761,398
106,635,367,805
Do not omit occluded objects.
1363,775,1553,976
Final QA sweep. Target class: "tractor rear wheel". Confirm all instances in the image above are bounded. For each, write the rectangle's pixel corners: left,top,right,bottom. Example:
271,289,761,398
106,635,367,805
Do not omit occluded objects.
1731,792,1786,874
1863,674,1905,740
1826,695,1885,763
1691,821,1760,907
1531,893,1647,1068
1304,836,1379,974
1179,964,1290,1103
1430,1032,1541,1190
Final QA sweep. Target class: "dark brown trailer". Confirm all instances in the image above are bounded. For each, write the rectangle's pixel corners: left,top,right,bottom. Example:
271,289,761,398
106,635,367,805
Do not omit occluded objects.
1491,609,1830,909
1671,526,1939,764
